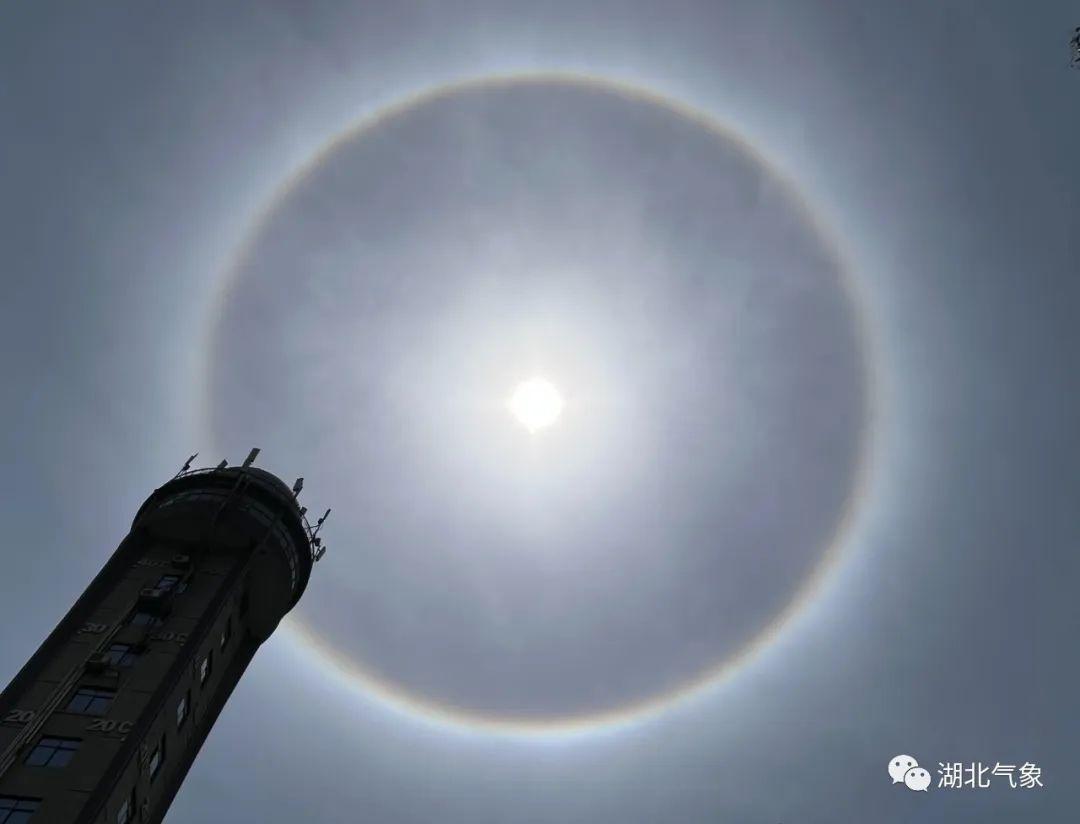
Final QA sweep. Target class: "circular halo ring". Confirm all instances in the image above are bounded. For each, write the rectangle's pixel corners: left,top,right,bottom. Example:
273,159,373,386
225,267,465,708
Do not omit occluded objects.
200,71,882,740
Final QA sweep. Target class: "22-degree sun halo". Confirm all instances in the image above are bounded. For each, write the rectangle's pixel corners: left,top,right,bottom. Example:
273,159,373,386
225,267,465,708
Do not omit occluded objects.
508,378,564,433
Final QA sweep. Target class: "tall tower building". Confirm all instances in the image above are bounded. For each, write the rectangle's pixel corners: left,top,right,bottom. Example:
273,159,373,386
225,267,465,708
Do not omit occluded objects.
0,452,328,824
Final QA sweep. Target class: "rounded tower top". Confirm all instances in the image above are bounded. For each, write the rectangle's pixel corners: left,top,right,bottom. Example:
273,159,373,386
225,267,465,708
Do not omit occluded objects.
133,463,317,609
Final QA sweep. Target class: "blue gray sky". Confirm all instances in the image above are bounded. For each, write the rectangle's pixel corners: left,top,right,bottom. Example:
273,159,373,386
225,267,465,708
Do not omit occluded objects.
2,3,1079,822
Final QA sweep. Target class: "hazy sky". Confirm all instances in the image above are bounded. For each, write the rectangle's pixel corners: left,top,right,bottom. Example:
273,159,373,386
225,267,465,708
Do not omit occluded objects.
2,3,1079,822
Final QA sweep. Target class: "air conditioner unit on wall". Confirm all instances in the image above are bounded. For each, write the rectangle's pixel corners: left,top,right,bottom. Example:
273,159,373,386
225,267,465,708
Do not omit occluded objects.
138,587,172,614
85,652,110,673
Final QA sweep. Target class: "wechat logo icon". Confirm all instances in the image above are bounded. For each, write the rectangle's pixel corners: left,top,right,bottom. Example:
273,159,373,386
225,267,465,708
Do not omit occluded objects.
889,754,930,792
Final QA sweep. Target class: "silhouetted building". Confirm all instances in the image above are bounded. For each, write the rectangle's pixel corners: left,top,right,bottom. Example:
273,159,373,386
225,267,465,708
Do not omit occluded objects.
0,453,328,823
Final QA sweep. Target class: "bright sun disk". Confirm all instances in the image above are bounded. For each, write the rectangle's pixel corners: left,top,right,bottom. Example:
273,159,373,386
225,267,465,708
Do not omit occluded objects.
508,378,564,432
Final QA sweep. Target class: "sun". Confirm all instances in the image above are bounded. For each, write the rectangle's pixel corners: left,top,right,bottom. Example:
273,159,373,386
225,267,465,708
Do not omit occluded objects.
507,378,564,433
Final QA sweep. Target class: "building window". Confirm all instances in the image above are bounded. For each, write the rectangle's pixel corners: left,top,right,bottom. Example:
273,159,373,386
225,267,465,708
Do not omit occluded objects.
155,574,187,594
0,796,40,824
116,788,135,824
65,686,114,716
147,736,165,783
199,652,212,685
129,611,163,628
24,737,81,768
219,618,231,650
176,691,189,729
103,643,138,668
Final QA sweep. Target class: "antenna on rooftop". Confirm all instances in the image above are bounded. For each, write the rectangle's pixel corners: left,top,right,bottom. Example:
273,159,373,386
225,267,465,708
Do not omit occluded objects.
311,508,331,540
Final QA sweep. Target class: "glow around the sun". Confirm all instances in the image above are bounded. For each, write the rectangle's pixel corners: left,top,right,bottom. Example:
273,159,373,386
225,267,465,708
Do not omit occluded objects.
507,378,564,432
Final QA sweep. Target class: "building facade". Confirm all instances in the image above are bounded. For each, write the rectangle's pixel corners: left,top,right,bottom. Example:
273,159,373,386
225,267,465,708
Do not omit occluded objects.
0,454,326,823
